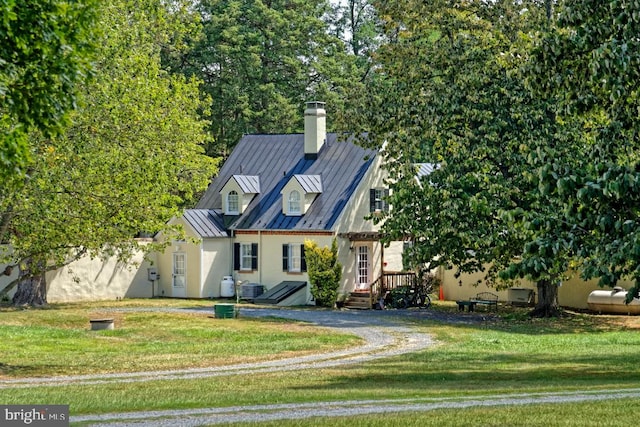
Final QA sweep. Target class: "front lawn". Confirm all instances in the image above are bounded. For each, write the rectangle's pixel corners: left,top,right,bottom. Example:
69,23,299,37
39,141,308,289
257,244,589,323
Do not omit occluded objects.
1,299,639,426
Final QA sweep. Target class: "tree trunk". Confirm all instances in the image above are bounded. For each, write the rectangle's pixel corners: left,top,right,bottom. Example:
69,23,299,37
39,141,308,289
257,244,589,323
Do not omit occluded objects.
530,278,560,318
12,258,48,307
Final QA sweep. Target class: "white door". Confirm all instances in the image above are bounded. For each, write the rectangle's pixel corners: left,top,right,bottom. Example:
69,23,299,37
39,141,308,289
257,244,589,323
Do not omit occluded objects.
172,253,186,297
356,245,370,290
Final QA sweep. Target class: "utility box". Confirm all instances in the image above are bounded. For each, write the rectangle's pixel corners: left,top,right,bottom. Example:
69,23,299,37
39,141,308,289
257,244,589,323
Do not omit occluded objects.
240,283,264,301
508,288,534,306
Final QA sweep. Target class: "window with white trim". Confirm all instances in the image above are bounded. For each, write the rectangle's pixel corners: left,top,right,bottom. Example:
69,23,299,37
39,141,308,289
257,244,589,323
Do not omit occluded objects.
289,244,302,272
240,243,252,270
370,188,389,213
288,190,301,215
234,242,258,271
282,244,306,273
227,191,239,215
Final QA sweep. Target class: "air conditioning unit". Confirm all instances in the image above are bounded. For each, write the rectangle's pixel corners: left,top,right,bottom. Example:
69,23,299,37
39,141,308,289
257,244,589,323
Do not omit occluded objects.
241,283,265,301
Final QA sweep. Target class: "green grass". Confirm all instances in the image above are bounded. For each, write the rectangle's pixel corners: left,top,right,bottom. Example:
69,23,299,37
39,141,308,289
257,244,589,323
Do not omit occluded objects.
1,299,640,426
222,399,640,426
0,300,359,377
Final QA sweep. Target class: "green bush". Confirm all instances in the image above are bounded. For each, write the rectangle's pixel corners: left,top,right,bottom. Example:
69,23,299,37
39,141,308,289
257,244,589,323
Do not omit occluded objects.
304,239,342,307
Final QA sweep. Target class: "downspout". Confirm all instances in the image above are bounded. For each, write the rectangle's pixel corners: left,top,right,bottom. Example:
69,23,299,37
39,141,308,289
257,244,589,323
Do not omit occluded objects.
229,229,235,279
200,239,205,298
258,229,263,285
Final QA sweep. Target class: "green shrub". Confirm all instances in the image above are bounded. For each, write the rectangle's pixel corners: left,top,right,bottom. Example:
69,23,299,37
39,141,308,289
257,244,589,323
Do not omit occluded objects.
304,239,342,307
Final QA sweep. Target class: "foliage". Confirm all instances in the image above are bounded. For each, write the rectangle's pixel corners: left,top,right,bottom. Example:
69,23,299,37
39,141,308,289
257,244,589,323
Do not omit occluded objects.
0,0,219,305
164,0,361,157
304,239,342,307
358,2,544,277
0,0,98,178
525,0,640,301
326,0,390,133
325,0,382,80
349,0,580,316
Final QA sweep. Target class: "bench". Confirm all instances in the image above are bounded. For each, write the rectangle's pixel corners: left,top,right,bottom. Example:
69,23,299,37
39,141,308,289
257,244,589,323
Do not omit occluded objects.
457,292,498,312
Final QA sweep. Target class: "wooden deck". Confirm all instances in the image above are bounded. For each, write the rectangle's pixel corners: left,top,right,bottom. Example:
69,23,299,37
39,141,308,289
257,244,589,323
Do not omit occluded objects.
344,272,419,310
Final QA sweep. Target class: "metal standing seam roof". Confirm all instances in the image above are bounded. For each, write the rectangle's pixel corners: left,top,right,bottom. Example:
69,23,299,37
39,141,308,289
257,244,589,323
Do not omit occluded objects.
415,163,436,178
196,133,377,231
231,175,260,193
182,209,228,238
293,174,322,193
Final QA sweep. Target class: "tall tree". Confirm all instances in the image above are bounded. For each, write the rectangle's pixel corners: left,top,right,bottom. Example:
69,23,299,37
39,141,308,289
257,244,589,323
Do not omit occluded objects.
325,0,381,79
165,0,356,157
0,0,218,306
526,0,640,299
0,0,98,178
352,0,572,316
324,0,387,132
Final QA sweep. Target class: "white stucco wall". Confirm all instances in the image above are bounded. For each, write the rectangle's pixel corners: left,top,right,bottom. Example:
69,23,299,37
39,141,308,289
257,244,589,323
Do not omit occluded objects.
0,245,18,300
233,232,335,304
383,241,404,272
201,238,233,298
155,216,232,299
46,249,153,302
1,243,153,303
335,157,385,234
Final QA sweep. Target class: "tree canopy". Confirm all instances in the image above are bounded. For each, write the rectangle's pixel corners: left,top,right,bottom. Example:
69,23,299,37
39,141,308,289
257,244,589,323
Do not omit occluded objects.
0,0,98,178
0,0,218,305
346,0,578,316
525,0,640,299
347,0,640,316
165,0,361,157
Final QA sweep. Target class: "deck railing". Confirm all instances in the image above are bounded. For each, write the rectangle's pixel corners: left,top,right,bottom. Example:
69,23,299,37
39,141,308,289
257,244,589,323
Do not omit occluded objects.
369,271,418,307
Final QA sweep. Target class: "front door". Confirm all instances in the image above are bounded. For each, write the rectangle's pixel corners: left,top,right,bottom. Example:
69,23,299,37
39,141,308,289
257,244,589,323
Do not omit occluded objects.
356,245,370,290
172,252,186,297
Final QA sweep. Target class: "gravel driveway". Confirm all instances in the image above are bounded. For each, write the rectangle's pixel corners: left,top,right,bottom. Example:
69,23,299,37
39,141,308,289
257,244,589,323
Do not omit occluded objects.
7,306,636,426
1,307,443,389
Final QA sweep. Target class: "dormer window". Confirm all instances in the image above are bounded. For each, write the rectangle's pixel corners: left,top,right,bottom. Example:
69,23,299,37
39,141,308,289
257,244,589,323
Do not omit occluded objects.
220,175,260,215
227,191,239,215
288,190,301,215
281,174,322,216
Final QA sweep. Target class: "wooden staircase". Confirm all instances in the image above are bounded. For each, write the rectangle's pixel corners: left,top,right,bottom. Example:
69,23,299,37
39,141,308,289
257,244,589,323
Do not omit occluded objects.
343,272,419,310
344,291,372,310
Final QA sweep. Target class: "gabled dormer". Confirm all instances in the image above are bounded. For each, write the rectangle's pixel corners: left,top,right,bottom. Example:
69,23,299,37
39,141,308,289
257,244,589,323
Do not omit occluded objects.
281,174,322,216
220,175,260,215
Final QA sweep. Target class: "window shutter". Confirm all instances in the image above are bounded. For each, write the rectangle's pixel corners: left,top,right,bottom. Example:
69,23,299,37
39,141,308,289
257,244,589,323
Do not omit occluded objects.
233,243,240,271
369,189,376,212
301,244,307,272
282,244,289,271
251,243,258,270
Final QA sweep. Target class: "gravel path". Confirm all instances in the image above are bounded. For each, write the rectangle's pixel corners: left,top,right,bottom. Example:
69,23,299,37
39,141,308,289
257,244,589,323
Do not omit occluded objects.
6,306,635,426
1,307,440,389
73,388,640,426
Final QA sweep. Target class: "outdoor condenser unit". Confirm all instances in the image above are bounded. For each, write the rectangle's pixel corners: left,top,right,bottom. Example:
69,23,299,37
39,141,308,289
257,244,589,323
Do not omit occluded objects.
240,283,264,301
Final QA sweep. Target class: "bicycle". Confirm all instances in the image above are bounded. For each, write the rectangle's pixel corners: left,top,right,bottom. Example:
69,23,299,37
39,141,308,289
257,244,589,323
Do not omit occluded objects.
386,284,431,309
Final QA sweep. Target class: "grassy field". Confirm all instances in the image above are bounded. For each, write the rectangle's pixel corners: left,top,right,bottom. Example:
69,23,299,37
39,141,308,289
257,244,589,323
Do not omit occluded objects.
1,299,640,426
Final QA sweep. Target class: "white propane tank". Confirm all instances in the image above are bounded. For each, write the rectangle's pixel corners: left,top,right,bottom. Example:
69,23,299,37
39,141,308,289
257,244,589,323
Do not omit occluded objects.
220,276,235,298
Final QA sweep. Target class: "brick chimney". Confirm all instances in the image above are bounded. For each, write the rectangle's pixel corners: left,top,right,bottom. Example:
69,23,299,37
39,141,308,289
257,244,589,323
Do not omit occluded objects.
304,101,326,160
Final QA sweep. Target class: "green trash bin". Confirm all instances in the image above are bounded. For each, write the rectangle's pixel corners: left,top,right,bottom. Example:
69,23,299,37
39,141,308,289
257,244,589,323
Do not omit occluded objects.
214,303,236,319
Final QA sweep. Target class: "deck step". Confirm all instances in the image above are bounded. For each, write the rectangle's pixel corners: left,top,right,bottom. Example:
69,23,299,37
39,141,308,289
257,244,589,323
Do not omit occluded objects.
344,292,372,310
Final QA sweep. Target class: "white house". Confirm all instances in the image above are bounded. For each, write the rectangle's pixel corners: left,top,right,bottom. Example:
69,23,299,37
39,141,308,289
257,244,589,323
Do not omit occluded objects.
155,102,404,305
